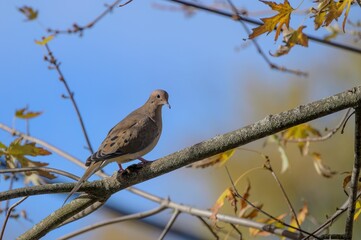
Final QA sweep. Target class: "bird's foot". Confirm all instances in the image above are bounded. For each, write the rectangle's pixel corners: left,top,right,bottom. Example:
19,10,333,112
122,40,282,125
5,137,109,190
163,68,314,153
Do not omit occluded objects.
117,163,124,173
138,157,151,163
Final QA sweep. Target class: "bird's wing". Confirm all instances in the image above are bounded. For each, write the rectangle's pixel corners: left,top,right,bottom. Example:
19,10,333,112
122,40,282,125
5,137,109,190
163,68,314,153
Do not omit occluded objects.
86,112,154,164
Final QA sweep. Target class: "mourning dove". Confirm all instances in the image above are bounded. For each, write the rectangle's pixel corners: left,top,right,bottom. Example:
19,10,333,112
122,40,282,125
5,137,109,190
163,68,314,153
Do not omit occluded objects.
63,89,170,204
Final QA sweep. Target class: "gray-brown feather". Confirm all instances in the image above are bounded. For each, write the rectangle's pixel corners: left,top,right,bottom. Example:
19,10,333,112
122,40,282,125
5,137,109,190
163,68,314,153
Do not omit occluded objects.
86,111,160,166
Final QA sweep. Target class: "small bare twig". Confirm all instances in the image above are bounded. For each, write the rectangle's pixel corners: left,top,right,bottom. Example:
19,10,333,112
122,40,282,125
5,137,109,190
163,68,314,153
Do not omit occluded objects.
158,209,180,240
263,160,302,230
282,108,352,143
5,174,16,213
197,216,219,239
302,191,361,239
0,167,80,181
341,110,355,134
0,196,28,240
230,223,243,239
224,166,318,239
43,44,93,154
58,203,168,240
119,0,133,7
47,0,129,36
0,123,102,173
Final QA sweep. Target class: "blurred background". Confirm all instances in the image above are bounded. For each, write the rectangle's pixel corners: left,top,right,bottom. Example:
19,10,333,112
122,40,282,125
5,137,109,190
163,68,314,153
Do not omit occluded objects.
1,0,361,239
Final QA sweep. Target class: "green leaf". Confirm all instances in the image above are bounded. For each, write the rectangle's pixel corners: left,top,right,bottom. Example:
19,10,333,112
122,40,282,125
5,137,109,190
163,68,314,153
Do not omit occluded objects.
0,141,7,149
8,138,51,157
15,108,42,119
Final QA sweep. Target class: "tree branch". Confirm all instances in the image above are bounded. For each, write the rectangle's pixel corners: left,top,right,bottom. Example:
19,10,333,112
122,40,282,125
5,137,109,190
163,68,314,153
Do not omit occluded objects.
15,85,361,239
58,202,167,240
165,0,361,55
44,44,93,153
344,106,361,239
158,209,180,240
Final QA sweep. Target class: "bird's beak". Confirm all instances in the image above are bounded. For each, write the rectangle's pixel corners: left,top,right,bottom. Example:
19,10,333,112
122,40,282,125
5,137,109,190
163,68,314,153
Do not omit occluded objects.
166,102,171,109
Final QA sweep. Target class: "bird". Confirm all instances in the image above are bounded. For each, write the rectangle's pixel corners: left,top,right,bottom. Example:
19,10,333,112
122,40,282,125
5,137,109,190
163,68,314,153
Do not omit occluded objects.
63,89,170,205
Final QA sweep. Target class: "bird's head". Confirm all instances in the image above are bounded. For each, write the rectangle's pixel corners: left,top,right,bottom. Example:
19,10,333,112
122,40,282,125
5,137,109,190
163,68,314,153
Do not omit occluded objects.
149,89,171,109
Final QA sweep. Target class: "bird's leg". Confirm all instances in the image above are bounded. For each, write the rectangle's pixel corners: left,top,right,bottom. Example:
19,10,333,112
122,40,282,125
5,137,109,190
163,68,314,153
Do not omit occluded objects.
138,157,151,163
118,163,124,173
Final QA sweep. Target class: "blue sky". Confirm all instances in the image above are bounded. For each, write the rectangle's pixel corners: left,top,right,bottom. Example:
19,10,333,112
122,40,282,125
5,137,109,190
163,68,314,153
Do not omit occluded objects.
1,0,361,239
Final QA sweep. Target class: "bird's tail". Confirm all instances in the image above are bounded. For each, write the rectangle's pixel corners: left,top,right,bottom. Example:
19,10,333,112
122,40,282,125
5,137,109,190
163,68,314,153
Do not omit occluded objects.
63,161,103,206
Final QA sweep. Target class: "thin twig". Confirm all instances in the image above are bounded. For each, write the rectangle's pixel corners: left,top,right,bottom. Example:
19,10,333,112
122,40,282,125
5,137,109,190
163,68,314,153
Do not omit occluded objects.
5,174,16,213
158,209,180,240
282,108,352,143
302,191,361,239
43,44,93,154
58,203,168,240
47,0,125,36
230,223,242,239
0,167,80,181
0,196,28,240
341,111,355,134
224,166,316,239
263,160,302,230
0,123,104,175
344,106,361,239
165,0,361,55
197,216,219,239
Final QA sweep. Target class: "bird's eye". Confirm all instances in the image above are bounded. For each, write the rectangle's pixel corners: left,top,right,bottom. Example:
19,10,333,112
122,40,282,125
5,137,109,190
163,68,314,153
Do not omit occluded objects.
157,94,160,98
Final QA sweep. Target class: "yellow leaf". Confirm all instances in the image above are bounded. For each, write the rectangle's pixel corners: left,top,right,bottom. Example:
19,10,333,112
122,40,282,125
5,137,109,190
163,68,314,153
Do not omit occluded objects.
15,107,42,119
282,124,321,156
187,149,235,168
287,26,308,47
35,35,54,45
289,203,308,231
249,0,294,41
18,6,38,21
312,152,337,178
210,187,237,222
249,213,287,236
313,0,353,32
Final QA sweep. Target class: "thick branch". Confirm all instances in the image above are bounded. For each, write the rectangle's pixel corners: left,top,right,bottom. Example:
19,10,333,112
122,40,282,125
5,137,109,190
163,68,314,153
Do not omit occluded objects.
344,106,361,239
16,86,361,239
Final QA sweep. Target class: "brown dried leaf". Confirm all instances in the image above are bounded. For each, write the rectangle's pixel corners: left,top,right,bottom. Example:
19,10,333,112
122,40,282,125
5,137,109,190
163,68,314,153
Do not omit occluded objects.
312,152,337,178
18,6,38,21
210,187,238,222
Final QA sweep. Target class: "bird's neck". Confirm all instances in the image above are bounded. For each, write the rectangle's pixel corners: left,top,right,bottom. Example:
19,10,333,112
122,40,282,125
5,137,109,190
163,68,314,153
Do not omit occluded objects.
143,104,163,127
